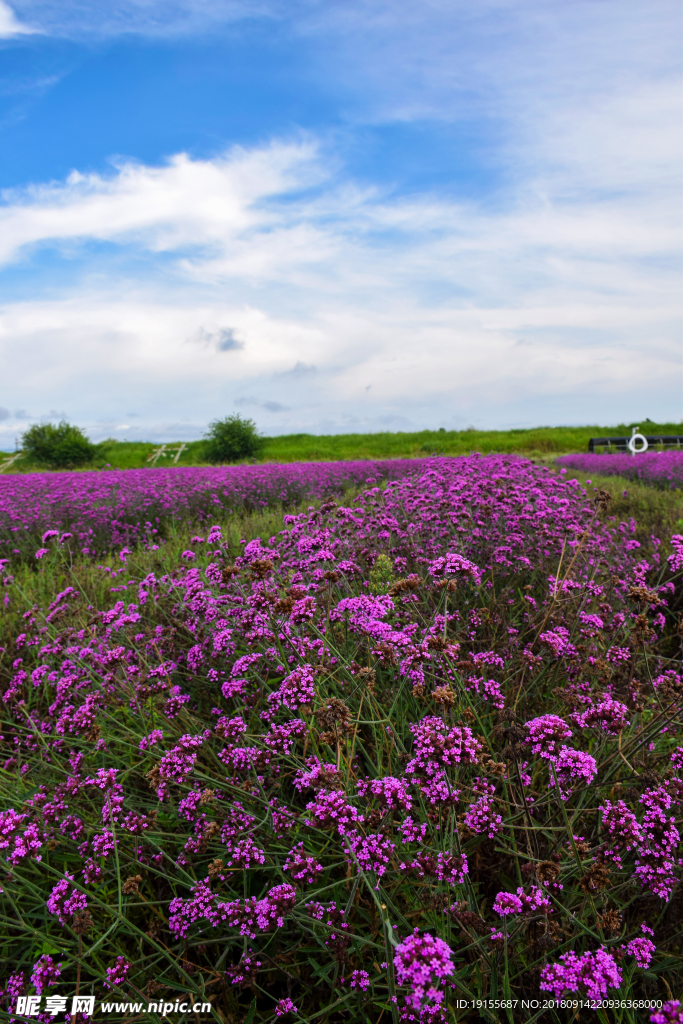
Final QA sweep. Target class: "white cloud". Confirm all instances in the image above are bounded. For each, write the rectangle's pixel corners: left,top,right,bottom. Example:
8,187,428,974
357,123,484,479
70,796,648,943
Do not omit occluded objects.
0,127,679,443
0,0,36,36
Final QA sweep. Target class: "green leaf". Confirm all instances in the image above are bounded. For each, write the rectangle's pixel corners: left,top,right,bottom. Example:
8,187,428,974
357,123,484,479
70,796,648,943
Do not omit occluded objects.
242,998,257,1024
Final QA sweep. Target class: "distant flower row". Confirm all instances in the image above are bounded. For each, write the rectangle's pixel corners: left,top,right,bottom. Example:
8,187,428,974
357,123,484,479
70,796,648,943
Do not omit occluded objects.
556,450,683,489
0,459,422,562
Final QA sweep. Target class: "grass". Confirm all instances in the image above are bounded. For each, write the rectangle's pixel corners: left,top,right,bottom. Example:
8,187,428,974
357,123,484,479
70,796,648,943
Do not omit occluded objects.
2,420,682,473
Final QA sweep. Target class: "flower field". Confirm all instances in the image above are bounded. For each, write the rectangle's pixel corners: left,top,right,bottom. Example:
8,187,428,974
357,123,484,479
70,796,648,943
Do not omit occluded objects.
0,460,418,565
0,455,681,1023
556,452,683,490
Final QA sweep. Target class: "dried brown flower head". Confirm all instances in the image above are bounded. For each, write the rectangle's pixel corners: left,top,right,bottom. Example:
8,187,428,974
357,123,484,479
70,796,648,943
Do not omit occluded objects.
221,565,239,583
389,575,421,596
250,558,274,580
72,911,93,935
207,858,224,879
202,821,220,841
454,909,489,934
536,930,557,951
579,858,611,895
418,891,451,912
356,667,376,691
432,686,455,706
537,860,561,885
597,908,622,937
632,614,656,644
316,698,353,735
365,808,385,830
594,489,613,513
627,585,662,606
122,874,143,895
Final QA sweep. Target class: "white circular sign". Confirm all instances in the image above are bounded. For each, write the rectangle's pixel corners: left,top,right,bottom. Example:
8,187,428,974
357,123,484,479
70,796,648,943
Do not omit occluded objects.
627,433,648,454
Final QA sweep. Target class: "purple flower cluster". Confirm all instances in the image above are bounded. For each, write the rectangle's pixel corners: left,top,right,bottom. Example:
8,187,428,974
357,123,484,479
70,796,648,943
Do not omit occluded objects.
103,957,131,990
393,929,455,1011
344,830,395,884
540,948,622,1000
462,777,502,838
427,553,483,586
168,880,296,940
651,1002,683,1024
556,450,683,490
283,842,323,884
492,887,550,916
0,808,44,864
405,718,480,805
46,876,88,926
30,956,61,995
600,785,682,899
357,775,412,811
524,715,573,758
274,998,298,1018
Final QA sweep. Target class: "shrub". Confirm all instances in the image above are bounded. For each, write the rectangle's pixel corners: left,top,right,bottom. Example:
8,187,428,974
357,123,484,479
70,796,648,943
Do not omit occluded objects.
20,421,98,469
203,414,262,463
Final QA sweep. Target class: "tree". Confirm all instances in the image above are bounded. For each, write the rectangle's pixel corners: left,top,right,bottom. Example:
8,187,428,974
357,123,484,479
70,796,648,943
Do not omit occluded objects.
21,421,98,469
203,414,262,464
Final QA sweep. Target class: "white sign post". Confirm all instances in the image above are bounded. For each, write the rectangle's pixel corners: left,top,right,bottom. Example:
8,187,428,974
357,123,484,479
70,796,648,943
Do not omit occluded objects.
627,427,648,456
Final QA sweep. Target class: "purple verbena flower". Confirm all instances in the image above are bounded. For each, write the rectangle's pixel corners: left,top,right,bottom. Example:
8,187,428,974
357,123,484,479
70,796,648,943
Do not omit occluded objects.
46,875,88,926
540,948,622,1001
103,957,131,990
524,715,572,758
283,842,323,883
651,1001,683,1024
30,956,62,995
393,929,454,1012
274,998,297,1018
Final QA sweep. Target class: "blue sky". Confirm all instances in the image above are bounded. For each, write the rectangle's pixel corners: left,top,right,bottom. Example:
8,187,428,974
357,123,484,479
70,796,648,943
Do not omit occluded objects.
0,0,681,447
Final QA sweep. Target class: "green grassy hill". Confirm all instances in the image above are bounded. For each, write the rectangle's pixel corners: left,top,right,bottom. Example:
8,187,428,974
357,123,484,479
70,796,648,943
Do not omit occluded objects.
2,419,681,472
